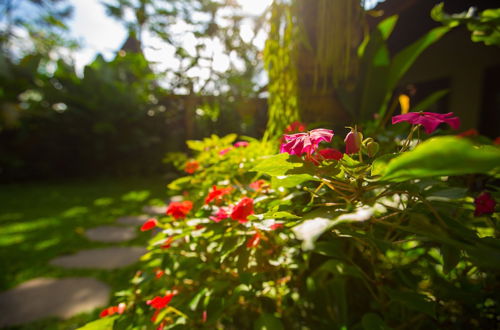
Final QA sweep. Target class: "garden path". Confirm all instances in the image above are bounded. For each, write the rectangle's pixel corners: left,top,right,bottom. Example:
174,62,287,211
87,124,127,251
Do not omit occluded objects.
0,211,158,327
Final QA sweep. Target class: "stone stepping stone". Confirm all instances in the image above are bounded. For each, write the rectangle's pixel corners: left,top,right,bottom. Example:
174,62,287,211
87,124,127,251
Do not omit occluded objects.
0,277,110,327
116,215,148,226
50,247,147,270
85,226,137,242
142,205,167,214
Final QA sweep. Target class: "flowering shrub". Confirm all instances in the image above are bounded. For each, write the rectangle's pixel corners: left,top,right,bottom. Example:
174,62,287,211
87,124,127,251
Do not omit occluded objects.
82,117,499,330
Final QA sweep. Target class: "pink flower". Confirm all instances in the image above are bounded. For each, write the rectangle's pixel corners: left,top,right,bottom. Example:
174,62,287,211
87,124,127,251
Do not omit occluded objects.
234,141,249,148
344,129,362,155
392,112,460,134
474,192,496,217
280,128,334,156
210,207,230,223
219,148,232,155
230,197,254,223
141,218,158,231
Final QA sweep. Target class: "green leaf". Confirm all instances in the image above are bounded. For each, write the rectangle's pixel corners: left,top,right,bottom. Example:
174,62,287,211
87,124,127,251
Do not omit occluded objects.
382,137,500,182
251,153,302,177
253,313,284,330
316,260,363,279
220,133,238,145
441,244,461,274
189,288,209,311
424,187,467,201
313,241,344,258
167,176,192,191
186,140,205,151
76,316,117,330
387,289,436,318
378,15,399,40
271,174,318,188
264,210,301,220
362,313,390,330
371,153,397,176
387,26,450,93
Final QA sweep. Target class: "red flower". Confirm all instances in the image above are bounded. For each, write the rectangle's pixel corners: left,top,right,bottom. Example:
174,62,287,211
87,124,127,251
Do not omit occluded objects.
234,141,249,147
280,128,334,156
230,197,254,223
202,310,208,323
151,310,160,322
147,293,174,310
155,269,165,279
474,192,496,217
166,201,193,219
246,233,261,248
284,121,307,133
249,179,268,191
161,236,174,249
270,223,284,230
344,129,362,155
141,218,158,231
210,207,230,223
99,303,126,318
318,148,343,160
204,185,232,205
184,160,199,174
458,128,479,137
392,112,460,134
494,137,500,145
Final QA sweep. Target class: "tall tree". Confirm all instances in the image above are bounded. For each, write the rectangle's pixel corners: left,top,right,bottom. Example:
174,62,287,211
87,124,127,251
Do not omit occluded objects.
0,0,76,57
102,0,266,96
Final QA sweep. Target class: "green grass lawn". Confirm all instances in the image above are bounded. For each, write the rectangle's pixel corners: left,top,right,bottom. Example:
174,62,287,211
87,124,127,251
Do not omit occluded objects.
0,176,172,330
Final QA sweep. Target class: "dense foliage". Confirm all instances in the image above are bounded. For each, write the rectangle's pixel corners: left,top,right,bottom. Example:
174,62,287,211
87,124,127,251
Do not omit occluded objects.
81,116,499,329
0,52,176,180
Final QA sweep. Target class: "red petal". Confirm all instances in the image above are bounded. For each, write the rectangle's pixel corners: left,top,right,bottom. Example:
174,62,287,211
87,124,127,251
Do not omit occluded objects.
270,223,284,230
141,218,158,231
246,233,261,248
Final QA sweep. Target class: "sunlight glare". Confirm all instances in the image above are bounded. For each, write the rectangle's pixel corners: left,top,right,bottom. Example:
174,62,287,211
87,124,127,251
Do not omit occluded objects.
237,0,273,15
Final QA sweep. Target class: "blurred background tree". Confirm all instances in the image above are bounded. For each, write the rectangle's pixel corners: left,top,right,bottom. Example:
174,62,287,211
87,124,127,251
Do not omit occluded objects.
0,0,270,181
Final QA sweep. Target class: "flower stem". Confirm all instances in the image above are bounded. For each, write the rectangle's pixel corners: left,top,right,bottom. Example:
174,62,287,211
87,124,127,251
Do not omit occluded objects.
400,125,419,152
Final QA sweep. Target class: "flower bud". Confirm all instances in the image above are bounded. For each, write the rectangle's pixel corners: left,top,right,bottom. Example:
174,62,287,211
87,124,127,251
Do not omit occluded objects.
344,129,363,154
366,141,380,157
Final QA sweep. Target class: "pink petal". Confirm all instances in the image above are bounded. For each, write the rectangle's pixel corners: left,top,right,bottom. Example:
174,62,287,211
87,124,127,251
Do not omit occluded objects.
443,116,460,130
415,115,442,134
308,129,334,145
392,112,420,125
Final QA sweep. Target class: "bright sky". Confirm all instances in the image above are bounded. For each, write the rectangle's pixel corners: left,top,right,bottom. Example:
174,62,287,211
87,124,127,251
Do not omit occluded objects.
69,0,273,76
